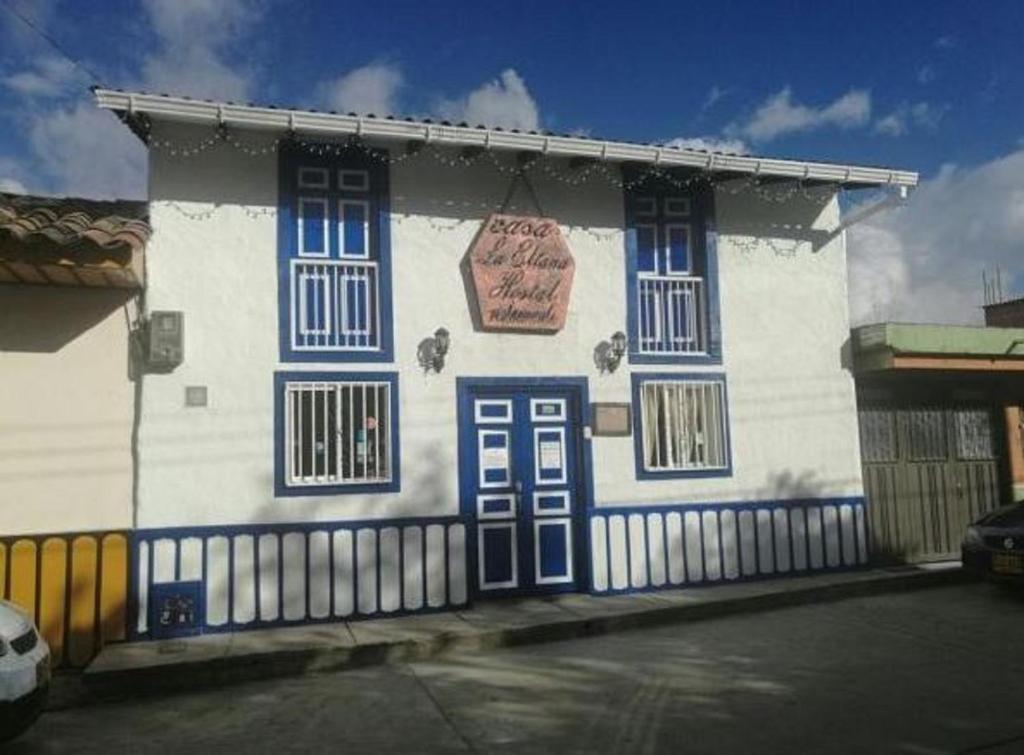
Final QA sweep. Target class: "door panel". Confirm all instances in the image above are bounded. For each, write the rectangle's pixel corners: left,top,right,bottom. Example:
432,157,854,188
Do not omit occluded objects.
534,518,574,585
479,523,517,590
462,385,583,597
859,402,1003,563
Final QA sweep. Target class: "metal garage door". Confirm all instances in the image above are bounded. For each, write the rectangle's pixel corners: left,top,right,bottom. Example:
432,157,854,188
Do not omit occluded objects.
859,404,1003,562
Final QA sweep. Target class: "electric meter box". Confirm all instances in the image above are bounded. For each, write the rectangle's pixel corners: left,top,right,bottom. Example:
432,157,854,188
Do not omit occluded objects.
148,311,184,369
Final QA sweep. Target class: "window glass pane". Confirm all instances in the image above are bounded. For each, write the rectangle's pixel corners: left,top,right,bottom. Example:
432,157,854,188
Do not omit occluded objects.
299,199,327,256
955,408,994,460
634,197,656,216
298,167,328,189
299,389,313,478
341,201,367,257
636,225,656,272
666,225,689,273
339,170,369,191
326,389,338,477
664,197,690,216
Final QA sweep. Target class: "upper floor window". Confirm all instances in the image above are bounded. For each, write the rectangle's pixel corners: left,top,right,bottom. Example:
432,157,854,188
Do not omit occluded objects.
278,145,394,362
624,178,721,365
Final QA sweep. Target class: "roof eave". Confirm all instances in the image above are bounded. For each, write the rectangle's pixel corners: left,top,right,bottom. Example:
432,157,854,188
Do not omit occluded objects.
94,88,919,190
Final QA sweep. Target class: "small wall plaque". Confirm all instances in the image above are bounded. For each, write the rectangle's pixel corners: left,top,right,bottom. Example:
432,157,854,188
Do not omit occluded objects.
591,403,632,437
185,385,208,407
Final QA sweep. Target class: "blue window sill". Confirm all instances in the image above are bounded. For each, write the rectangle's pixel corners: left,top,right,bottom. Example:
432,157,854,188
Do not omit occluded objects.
635,466,734,481
278,347,395,363
275,480,401,497
631,370,733,481
628,350,723,366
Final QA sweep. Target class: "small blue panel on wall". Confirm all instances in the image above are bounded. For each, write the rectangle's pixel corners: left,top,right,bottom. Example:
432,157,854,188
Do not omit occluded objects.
150,581,204,639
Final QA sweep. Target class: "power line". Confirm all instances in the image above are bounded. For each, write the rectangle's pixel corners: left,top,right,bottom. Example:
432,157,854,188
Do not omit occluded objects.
0,0,104,84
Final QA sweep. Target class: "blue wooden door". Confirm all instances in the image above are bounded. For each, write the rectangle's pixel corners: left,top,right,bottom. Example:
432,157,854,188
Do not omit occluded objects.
460,384,584,597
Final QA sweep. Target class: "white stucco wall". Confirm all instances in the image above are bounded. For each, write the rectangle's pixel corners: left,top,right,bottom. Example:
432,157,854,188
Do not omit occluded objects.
0,286,135,534
138,122,863,529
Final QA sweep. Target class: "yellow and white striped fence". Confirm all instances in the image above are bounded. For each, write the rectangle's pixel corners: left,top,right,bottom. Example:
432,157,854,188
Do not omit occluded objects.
0,531,129,667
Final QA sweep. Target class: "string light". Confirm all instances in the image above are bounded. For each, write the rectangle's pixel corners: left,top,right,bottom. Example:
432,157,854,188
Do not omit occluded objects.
147,122,839,229
730,235,803,257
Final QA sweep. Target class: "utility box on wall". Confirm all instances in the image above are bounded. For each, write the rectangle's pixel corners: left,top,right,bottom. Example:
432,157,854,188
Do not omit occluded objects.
150,581,203,638
147,311,184,369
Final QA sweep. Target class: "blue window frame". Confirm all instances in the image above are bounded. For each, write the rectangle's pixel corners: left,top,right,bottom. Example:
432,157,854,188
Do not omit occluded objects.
631,372,732,480
624,173,722,365
274,371,401,496
278,144,394,362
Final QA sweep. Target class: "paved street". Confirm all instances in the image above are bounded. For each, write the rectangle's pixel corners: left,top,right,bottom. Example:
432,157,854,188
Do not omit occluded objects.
14,584,1024,754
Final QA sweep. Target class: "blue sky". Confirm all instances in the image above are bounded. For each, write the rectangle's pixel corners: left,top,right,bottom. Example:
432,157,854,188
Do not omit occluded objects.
1,0,1023,323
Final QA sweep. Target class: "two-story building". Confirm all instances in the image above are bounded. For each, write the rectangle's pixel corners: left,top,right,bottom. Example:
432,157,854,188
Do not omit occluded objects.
91,88,918,639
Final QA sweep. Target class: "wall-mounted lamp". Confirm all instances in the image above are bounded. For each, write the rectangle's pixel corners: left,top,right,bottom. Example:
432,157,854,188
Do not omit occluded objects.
418,327,451,373
594,331,627,373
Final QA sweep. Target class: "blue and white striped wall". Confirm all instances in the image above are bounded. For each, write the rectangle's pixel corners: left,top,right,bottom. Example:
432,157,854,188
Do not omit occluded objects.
132,517,467,637
589,498,868,593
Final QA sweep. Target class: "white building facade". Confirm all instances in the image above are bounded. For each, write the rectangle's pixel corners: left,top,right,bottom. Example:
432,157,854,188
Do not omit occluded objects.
95,90,917,639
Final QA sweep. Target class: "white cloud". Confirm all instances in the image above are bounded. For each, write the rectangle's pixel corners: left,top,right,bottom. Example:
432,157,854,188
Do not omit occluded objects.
875,102,948,137
318,62,403,115
0,0,262,200
3,56,79,98
437,69,539,131
916,65,936,85
139,0,260,101
0,177,27,193
909,102,947,130
700,85,729,114
664,136,748,154
847,149,1024,325
0,156,28,193
27,102,146,199
727,87,871,142
874,113,905,137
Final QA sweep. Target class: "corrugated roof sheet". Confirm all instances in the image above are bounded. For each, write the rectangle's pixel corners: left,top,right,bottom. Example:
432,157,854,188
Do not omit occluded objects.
93,88,917,188
0,193,149,288
97,86,750,155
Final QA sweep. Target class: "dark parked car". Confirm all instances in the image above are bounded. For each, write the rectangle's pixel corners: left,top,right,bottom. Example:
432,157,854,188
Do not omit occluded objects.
962,502,1024,583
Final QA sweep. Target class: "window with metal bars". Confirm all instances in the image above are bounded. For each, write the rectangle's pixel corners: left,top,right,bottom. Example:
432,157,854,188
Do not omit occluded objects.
278,144,394,363
632,375,731,478
906,407,947,461
858,407,899,463
275,372,400,495
623,177,722,366
954,407,996,460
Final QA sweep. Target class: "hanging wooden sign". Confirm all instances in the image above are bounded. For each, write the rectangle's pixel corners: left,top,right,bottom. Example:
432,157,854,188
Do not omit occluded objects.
467,213,575,333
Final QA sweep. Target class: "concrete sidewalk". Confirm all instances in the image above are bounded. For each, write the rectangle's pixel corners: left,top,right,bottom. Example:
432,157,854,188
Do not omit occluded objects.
54,563,971,709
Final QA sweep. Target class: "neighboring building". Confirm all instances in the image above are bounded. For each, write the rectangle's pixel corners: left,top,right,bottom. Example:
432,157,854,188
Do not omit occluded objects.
0,193,149,664
982,296,1024,328
81,89,918,640
852,323,1024,564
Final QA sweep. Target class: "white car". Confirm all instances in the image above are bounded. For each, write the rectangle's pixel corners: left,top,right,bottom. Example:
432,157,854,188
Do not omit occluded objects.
0,600,50,742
